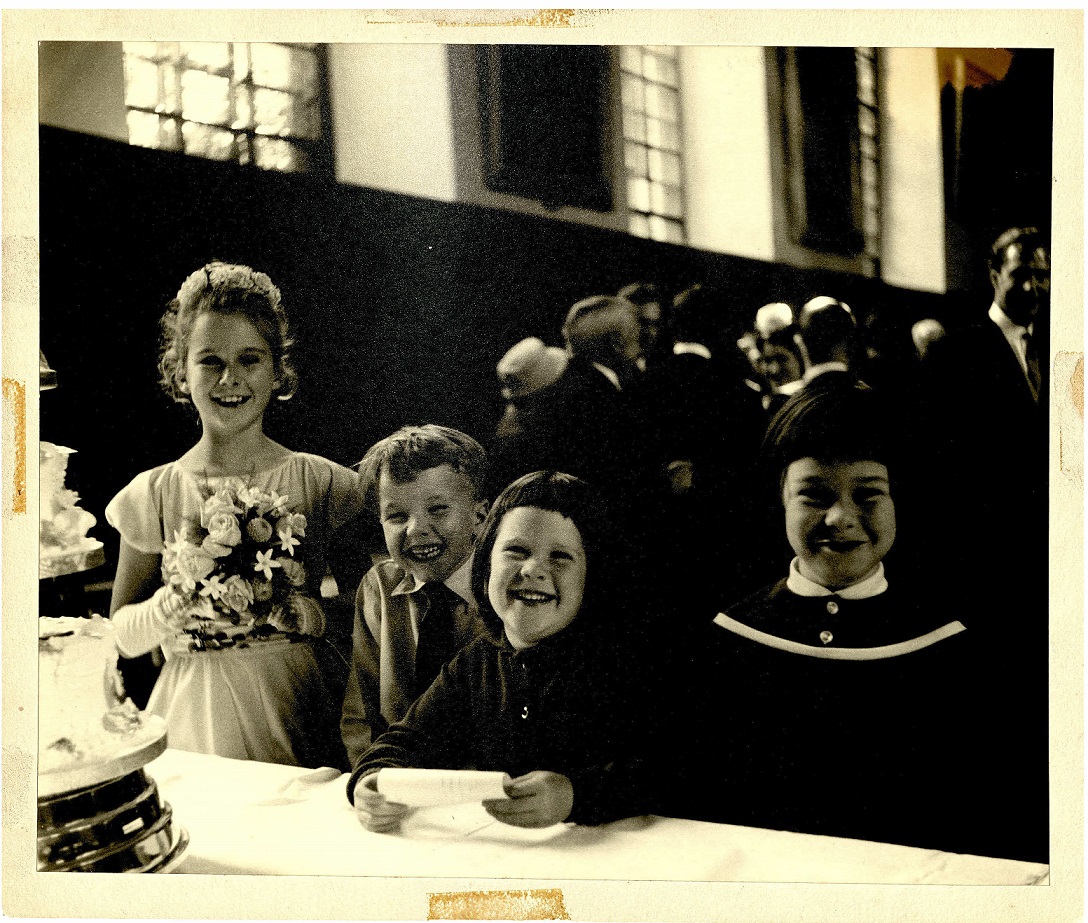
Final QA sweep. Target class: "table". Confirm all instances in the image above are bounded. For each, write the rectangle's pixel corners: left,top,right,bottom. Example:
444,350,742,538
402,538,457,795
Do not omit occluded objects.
148,749,1049,884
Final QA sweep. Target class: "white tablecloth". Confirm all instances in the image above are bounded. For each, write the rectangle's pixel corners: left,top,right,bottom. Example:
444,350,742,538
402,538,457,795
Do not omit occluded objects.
148,749,1048,884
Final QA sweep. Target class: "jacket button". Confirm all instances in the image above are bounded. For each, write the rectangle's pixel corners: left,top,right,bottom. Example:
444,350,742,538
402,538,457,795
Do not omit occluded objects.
819,630,833,645
826,600,840,615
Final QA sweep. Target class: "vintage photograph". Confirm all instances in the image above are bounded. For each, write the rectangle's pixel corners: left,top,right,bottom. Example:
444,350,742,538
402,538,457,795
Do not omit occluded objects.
5,9,1083,922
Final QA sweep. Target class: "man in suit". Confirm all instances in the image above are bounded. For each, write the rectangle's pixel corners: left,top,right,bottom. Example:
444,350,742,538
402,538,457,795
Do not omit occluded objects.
794,295,864,386
917,226,1049,627
924,227,1049,457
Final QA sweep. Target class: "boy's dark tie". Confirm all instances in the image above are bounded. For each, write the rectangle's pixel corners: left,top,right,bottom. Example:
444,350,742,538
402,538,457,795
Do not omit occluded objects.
414,582,460,698
1022,330,1041,403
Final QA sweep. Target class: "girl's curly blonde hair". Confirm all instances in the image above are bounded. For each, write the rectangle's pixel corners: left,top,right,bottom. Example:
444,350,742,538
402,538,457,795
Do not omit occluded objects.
158,261,298,404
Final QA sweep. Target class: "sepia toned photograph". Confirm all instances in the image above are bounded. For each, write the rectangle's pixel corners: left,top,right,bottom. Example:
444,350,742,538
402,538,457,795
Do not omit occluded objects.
4,9,1083,923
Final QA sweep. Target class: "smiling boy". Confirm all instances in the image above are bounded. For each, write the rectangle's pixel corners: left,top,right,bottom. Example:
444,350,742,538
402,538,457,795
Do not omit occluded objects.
340,425,489,766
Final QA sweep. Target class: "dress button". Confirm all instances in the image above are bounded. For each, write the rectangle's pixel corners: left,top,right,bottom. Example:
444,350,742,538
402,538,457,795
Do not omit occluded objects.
826,600,840,615
819,630,833,645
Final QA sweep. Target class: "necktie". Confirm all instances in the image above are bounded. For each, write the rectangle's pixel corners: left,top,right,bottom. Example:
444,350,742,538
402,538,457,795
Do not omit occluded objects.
414,582,460,698
1023,331,1041,403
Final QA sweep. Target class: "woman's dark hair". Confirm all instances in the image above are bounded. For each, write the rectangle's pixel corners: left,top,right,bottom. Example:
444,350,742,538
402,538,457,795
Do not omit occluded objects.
762,374,898,491
159,261,298,404
470,471,618,634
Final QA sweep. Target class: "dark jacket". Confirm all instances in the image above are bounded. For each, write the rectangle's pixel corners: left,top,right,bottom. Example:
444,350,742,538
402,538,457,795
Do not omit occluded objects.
346,614,672,826
678,579,1048,863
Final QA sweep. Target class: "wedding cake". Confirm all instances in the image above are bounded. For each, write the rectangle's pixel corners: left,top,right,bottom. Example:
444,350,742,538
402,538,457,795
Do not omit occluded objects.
39,442,104,579
37,616,185,871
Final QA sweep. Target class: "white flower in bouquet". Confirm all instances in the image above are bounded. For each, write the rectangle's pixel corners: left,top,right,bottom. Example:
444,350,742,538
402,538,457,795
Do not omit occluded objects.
220,574,254,615
162,482,324,642
171,542,216,593
204,510,242,548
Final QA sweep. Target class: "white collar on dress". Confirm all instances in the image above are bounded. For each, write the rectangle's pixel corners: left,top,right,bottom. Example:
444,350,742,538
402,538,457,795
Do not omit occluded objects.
786,558,888,599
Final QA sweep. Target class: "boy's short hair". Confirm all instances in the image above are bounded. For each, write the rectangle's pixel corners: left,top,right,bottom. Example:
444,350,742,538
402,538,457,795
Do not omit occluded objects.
358,425,488,513
762,376,896,485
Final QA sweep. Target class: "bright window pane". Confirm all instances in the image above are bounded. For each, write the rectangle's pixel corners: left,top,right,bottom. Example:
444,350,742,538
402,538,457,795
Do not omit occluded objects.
625,142,648,176
648,214,671,241
254,136,305,172
124,55,160,110
642,52,661,82
618,45,685,243
652,183,684,219
623,109,647,144
621,76,645,111
181,42,231,72
629,213,651,238
182,121,236,160
628,177,651,213
251,43,292,89
657,120,680,151
658,57,679,87
253,87,292,135
662,219,684,244
127,110,164,148
648,149,681,185
646,117,663,148
181,70,230,124
123,40,325,173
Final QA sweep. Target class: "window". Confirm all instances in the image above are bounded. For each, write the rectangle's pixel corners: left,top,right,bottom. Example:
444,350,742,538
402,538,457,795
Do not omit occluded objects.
619,46,686,244
122,42,331,175
776,46,882,276
855,48,882,277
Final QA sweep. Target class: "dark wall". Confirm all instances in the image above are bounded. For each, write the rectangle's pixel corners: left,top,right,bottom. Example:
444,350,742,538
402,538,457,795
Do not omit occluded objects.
40,126,953,566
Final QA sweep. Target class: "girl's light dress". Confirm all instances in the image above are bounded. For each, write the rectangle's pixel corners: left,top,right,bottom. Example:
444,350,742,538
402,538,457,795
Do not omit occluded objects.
106,452,364,767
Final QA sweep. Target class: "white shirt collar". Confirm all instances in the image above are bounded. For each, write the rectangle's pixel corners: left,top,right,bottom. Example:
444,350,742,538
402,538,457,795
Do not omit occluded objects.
786,558,888,599
393,555,475,606
591,362,622,391
673,341,712,359
989,302,1034,338
802,360,849,383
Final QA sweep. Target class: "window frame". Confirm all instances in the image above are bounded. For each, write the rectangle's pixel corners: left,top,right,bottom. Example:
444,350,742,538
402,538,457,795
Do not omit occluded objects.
121,41,334,178
618,45,688,245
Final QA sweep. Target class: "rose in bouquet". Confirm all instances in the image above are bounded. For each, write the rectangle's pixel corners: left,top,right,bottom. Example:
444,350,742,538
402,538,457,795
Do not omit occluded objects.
161,479,325,648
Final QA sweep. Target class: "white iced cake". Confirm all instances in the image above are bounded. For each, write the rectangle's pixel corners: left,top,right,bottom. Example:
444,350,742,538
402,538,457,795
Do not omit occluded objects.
38,616,165,793
39,442,104,578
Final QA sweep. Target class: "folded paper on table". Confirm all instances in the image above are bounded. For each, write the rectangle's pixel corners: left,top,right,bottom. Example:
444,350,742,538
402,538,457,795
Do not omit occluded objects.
377,768,510,806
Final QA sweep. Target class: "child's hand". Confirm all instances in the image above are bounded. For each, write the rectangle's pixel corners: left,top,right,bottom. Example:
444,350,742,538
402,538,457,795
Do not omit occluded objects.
482,771,574,828
353,771,410,833
151,584,191,629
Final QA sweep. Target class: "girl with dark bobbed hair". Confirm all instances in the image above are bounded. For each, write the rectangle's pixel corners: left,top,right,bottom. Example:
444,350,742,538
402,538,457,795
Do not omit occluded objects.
681,375,1047,863
348,470,665,833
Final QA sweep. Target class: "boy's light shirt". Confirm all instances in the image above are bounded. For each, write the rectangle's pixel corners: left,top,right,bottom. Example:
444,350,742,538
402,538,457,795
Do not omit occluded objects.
389,556,475,608
787,558,888,599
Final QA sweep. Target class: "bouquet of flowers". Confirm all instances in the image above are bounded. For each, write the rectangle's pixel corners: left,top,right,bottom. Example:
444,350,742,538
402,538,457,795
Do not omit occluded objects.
161,479,325,649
